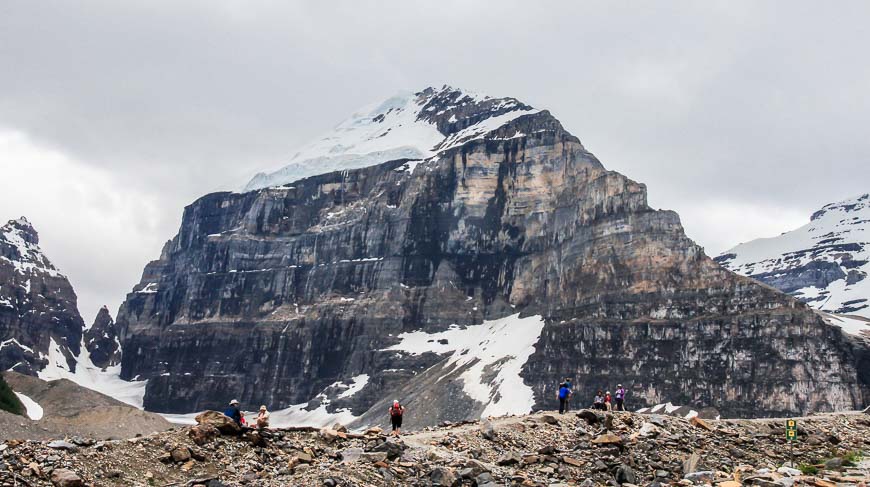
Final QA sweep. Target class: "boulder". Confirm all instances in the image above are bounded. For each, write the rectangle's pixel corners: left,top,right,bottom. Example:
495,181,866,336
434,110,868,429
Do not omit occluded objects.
371,439,405,460
195,410,240,435
577,410,600,425
480,419,498,440
541,414,559,424
189,423,221,445
50,468,84,487
430,466,458,486
171,446,192,463
616,464,636,485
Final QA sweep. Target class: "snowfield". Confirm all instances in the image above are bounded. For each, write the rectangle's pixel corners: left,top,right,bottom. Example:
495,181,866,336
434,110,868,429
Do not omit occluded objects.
242,87,539,191
383,313,547,418
719,193,869,321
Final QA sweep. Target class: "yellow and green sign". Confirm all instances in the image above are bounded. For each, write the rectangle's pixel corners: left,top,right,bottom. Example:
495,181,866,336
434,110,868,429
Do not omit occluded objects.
786,419,797,441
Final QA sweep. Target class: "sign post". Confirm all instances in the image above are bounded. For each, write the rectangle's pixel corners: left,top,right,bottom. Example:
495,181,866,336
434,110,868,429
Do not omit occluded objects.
786,419,798,466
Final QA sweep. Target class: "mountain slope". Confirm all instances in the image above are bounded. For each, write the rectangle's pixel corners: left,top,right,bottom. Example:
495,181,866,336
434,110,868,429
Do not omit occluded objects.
716,194,869,321
116,87,870,424
0,217,83,375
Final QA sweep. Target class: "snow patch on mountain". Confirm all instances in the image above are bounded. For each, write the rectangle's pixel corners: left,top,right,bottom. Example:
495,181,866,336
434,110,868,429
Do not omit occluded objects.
13,391,44,420
243,86,539,191
37,336,147,408
383,313,546,418
717,194,869,319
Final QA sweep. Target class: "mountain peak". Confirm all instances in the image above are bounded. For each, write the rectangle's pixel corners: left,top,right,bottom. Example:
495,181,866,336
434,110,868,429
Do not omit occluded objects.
718,193,870,321
811,193,870,221
242,86,542,191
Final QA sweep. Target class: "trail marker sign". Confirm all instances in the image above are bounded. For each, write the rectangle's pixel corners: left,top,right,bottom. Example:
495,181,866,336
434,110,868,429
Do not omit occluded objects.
786,419,798,441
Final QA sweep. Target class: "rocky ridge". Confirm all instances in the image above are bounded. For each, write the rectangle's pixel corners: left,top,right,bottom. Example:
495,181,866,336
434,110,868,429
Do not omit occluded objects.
717,194,869,322
1,409,869,486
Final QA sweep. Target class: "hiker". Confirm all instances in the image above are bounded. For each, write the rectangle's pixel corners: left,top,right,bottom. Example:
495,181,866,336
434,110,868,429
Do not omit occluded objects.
557,379,573,414
224,399,243,426
389,399,405,436
604,391,612,411
614,384,626,411
256,405,270,429
593,390,605,410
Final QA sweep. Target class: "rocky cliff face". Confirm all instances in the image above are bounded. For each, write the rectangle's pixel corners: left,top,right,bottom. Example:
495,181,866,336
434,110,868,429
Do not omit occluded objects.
0,217,83,376
115,87,870,423
84,306,121,370
717,194,869,320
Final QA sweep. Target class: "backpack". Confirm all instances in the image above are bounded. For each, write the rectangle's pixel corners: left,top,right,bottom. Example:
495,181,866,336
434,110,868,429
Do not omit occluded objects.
390,404,403,417
558,386,569,399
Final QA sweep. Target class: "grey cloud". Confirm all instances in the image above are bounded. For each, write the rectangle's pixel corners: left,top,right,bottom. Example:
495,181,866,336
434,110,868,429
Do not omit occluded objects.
1,0,868,318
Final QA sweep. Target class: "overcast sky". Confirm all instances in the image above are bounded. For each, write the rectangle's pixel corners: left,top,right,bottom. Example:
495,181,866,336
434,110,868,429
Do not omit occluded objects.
1,1,868,322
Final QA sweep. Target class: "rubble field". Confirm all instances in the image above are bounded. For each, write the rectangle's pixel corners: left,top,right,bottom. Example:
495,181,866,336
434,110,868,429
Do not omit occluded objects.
2,409,869,486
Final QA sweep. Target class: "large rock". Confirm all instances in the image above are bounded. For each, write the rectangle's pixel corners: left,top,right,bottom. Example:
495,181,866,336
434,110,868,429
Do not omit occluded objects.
113,86,870,423
195,410,240,434
50,468,84,487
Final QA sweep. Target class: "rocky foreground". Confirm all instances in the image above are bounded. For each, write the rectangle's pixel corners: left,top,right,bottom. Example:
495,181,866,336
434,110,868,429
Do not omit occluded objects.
2,410,870,487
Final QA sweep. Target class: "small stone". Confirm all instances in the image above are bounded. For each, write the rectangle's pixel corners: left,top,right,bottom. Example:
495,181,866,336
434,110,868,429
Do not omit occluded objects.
538,445,556,455
776,466,801,477
497,452,522,465
689,417,713,431
47,440,78,452
562,456,583,467
683,471,714,483
591,433,623,445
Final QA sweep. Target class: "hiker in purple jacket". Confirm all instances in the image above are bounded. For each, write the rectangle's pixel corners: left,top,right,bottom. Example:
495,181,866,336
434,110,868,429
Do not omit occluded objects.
614,384,626,411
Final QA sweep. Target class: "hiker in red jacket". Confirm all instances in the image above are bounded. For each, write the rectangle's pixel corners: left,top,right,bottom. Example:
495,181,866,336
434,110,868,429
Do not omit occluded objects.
389,399,405,437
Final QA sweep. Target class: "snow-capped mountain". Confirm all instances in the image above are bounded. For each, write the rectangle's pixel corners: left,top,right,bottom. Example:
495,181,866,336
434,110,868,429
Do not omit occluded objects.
243,86,538,191
116,85,869,423
716,194,869,320
0,217,83,375
0,217,145,407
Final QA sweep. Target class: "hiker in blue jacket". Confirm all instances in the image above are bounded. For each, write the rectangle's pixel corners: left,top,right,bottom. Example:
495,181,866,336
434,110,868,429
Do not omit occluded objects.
557,378,573,414
224,399,243,426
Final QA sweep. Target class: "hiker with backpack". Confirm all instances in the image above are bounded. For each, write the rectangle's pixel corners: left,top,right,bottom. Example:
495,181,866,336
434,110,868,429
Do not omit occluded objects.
557,379,574,414
389,399,405,436
614,384,626,411
224,399,243,427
